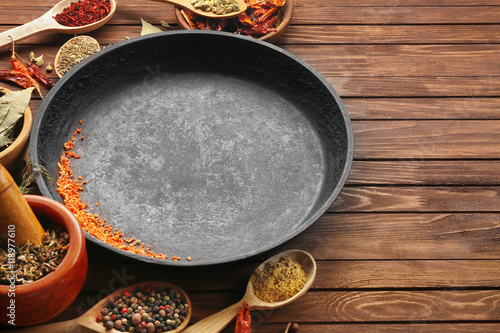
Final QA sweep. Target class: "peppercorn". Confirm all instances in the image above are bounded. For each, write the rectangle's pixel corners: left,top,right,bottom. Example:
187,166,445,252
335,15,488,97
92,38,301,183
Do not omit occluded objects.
104,320,114,330
132,313,142,325
291,322,300,332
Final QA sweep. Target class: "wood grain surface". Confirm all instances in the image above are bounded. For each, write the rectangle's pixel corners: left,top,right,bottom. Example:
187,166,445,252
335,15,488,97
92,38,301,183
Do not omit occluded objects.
1,0,499,331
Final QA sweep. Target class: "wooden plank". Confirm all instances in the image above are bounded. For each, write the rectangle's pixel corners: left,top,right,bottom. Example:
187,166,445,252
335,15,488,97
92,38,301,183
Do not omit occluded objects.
251,323,500,333
283,45,500,77
292,6,500,24
315,260,500,289
348,160,500,186
4,23,498,46
58,289,500,324
344,98,500,120
331,186,500,212
79,259,500,291
285,213,500,260
281,25,500,45
2,4,500,25
332,76,500,97
187,290,500,322
353,120,500,159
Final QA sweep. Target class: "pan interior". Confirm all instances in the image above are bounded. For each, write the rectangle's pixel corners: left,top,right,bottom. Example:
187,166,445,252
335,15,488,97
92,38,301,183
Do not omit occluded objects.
32,31,352,265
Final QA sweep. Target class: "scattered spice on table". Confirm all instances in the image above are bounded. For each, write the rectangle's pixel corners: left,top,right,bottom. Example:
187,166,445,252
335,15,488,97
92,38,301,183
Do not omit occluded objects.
250,256,307,303
0,227,69,285
234,302,251,333
56,36,100,76
54,0,112,27
180,0,285,37
96,285,189,332
56,121,186,261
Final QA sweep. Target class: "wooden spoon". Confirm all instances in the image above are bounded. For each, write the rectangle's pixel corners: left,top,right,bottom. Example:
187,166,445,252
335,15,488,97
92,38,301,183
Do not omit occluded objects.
6,281,192,333
182,249,316,333
0,163,45,246
0,0,116,49
150,0,247,19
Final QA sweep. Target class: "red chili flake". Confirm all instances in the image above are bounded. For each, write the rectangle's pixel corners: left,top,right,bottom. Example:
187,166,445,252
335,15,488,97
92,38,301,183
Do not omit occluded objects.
123,291,130,298
121,308,128,313
110,314,116,321
79,119,83,124
96,315,102,322
54,0,112,27
141,322,147,328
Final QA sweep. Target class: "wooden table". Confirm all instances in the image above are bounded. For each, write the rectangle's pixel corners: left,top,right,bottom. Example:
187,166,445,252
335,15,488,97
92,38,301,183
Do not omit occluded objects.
2,0,500,332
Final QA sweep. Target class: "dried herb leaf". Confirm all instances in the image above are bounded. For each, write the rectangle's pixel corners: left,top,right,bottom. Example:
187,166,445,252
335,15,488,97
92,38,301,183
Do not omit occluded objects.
140,18,162,36
0,87,33,148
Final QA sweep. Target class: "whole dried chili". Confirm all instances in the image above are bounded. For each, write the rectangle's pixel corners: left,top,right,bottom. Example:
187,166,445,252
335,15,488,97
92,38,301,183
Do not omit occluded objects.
54,0,112,27
9,36,31,77
0,70,43,99
28,63,55,87
234,302,251,333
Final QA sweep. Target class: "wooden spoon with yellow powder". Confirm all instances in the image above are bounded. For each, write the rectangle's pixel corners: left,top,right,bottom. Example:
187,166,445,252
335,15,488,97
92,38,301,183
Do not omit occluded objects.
182,249,316,333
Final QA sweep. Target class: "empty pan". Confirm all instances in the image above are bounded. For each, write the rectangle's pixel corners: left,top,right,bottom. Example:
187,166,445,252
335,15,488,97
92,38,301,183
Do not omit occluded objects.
31,31,353,266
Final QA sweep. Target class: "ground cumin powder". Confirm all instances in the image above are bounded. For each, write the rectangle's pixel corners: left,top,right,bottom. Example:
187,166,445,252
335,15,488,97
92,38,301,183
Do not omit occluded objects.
251,256,307,303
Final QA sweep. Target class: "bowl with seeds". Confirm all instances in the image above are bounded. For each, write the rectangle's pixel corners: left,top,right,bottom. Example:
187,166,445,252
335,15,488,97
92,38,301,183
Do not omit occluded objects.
175,0,293,43
55,35,101,78
0,195,88,326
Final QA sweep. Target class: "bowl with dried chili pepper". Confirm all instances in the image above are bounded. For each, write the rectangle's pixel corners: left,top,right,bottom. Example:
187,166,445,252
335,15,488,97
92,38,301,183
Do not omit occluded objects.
175,0,293,43
0,195,88,326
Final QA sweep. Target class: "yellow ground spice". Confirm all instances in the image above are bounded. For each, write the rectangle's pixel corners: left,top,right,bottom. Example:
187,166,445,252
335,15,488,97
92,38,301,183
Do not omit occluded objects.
250,256,307,303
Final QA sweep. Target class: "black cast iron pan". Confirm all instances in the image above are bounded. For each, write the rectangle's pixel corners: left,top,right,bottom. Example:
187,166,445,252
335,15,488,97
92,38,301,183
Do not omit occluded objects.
31,31,353,266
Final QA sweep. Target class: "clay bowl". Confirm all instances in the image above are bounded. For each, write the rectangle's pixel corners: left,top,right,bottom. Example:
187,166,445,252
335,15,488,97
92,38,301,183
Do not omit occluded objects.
175,0,293,43
0,86,33,174
0,195,88,326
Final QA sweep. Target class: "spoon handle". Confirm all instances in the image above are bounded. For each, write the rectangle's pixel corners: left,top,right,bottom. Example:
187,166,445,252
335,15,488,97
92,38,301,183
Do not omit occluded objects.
3,319,84,333
0,13,56,49
182,300,243,333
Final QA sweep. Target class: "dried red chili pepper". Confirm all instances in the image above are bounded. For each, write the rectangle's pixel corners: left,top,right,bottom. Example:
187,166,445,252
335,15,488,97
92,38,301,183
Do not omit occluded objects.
28,63,55,87
54,0,112,27
241,16,277,35
9,36,31,78
234,302,251,333
0,70,43,98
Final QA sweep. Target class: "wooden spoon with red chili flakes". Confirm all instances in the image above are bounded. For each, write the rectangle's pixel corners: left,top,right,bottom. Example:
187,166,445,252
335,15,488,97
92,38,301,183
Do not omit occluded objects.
0,0,116,49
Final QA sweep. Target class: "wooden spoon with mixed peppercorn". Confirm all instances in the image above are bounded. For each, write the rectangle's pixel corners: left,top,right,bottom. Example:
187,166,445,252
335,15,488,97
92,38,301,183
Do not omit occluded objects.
5,281,191,333
183,249,316,333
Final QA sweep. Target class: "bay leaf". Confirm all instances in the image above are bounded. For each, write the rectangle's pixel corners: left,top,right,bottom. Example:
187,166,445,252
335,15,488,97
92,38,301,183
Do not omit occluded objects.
0,87,33,148
140,18,162,36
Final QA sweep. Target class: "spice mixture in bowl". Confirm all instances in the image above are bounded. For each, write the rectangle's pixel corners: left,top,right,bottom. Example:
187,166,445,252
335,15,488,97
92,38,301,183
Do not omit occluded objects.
0,195,87,326
175,0,293,43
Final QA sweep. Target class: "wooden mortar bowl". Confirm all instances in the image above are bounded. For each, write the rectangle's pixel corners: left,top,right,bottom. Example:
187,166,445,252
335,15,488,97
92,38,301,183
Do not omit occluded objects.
0,195,88,326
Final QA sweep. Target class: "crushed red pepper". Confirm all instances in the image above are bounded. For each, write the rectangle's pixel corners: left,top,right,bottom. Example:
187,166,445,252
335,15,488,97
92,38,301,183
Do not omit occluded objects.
56,121,185,260
180,0,285,38
54,0,112,27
